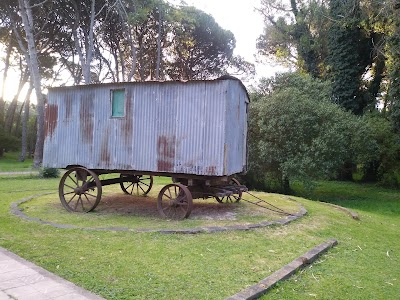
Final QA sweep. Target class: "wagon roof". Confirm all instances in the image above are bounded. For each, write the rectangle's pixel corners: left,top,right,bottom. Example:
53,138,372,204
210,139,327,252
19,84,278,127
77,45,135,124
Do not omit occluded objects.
48,76,250,101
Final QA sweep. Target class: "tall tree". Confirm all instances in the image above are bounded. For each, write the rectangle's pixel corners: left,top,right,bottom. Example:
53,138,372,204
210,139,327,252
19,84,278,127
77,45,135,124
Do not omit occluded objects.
15,0,46,167
327,0,371,114
19,83,33,162
4,66,29,133
383,1,400,132
257,0,330,78
0,39,13,127
166,6,236,80
60,0,104,84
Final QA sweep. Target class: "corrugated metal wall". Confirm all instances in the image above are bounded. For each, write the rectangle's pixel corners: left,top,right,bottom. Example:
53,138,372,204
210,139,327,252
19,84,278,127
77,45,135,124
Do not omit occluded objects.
43,79,248,177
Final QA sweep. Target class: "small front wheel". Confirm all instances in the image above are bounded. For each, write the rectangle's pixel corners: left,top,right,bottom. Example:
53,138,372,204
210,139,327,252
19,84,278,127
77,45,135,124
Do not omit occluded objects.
157,183,193,219
215,178,242,203
120,174,153,196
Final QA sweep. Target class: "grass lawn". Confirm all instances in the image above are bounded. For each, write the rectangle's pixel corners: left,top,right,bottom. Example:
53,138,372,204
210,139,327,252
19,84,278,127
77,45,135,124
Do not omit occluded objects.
0,173,399,299
0,152,34,172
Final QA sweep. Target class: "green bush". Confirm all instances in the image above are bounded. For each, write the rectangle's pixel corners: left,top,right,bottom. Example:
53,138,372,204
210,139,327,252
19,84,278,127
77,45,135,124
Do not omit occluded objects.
361,114,400,187
380,170,400,188
246,72,377,193
39,167,60,178
0,126,20,155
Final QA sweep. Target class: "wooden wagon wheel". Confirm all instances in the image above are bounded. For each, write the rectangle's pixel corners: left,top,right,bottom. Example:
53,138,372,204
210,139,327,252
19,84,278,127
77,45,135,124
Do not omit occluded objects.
215,178,242,203
120,174,153,196
157,183,193,219
59,167,102,212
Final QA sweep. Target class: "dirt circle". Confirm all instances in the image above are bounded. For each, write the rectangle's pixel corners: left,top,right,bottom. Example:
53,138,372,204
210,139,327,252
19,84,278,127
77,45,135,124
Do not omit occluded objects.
95,194,240,220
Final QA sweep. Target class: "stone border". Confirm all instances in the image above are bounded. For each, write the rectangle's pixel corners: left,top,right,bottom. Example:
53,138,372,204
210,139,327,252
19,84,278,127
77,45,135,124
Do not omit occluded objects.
319,201,360,220
285,196,360,220
226,239,338,300
10,193,308,234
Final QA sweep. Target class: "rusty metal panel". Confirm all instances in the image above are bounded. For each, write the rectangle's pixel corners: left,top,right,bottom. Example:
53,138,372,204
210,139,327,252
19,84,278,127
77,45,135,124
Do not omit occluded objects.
43,79,248,177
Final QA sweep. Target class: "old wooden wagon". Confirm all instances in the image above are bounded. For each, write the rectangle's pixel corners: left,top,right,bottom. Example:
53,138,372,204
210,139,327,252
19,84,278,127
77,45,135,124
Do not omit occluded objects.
43,76,249,219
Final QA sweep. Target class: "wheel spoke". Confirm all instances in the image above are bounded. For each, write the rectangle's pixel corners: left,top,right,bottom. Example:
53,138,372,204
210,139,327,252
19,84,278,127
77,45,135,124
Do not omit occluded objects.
67,193,77,205
125,182,134,190
80,196,85,211
74,196,80,210
83,193,93,206
64,183,76,191
179,204,186,214
139,184,146,194
85,192,97,198
163,193,172,200
63,191,76,196
67,174,78,187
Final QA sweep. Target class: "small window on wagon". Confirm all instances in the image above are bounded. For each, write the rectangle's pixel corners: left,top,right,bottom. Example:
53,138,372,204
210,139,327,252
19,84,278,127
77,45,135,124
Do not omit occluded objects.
111,89,125,117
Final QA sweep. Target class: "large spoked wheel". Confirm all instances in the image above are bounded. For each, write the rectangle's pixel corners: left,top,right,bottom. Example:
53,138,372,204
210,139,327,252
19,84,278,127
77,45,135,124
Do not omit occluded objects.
59,167,102,212
215,178,242,203
120,174,153,196
157,183,193,219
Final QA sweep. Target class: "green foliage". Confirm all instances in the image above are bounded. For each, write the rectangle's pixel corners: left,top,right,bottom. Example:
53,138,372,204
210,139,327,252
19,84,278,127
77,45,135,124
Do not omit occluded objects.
257,0,330,77
0,126,20,154
385,10,400,133
246,72,377,193
39,167,60,178
362,114,400,187
327,0,372,115
166,6,236,79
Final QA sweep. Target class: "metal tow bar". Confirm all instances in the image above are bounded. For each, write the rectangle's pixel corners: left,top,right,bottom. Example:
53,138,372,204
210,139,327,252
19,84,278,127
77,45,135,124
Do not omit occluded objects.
240,191,297,216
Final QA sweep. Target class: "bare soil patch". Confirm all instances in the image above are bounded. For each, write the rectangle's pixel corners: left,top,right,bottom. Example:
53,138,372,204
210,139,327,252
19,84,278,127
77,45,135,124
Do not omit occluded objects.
95,194,240,220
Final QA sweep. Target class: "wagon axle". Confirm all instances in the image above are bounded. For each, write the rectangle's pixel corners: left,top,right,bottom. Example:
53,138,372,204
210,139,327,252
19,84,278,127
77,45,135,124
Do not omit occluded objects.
58,166,246,219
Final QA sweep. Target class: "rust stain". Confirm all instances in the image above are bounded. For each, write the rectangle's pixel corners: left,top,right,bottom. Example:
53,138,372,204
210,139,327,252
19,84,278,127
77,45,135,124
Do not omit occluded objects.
123,90,133,145
100,127,111,166
205,166,217,176
157,135,176,172
65,94,73,121
44,104,58,138
80,93,94,142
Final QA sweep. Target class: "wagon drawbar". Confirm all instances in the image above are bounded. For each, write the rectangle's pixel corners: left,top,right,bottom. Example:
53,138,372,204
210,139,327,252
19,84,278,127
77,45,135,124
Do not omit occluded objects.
44,76,249,219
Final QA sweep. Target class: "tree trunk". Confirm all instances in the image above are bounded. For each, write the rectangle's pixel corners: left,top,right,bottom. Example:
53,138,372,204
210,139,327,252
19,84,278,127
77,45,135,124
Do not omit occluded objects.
281,176,291,195
84,0,96,83
19,84,33,162
4,98,18,133
4,67,29,133
18,0,45,168
338,161,355,181
0,41,13,127
156,8,162,80
13,101,25,136
116,1,137,81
